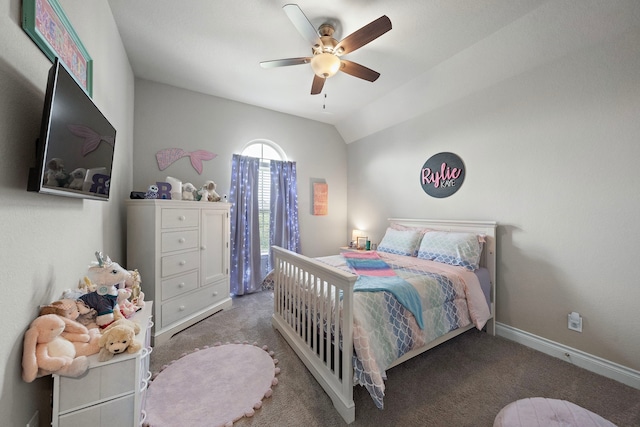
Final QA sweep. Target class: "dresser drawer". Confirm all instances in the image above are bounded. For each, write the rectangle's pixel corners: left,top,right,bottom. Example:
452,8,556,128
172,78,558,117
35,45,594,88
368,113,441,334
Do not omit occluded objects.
57,358,136,412
161,229,198,253
58,393,135,427
161,250,199,277
161,271,198,300
209,280,230,305
160,285,228,328
161,208,199,229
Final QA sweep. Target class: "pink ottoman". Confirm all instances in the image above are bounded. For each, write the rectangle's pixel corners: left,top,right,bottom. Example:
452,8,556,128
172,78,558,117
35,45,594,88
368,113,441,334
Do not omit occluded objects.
494,397,617,427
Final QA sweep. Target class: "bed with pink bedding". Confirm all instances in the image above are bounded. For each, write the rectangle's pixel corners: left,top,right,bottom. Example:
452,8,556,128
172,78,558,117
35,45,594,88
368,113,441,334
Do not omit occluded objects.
270,219,497,424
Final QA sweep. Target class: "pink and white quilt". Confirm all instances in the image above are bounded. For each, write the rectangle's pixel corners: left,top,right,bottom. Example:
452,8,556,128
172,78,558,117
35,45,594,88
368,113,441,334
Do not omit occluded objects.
316,252,490,409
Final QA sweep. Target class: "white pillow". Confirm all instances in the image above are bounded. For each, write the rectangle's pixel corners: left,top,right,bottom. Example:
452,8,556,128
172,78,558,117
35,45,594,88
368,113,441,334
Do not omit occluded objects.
417,232,483,270
377,228,423,257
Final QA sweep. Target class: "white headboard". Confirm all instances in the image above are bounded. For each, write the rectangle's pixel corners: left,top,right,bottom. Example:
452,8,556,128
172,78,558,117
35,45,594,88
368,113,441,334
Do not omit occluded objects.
387,218,498,320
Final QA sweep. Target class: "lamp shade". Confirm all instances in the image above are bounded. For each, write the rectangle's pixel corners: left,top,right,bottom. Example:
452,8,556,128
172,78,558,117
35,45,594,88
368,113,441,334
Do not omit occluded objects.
310,53,341,78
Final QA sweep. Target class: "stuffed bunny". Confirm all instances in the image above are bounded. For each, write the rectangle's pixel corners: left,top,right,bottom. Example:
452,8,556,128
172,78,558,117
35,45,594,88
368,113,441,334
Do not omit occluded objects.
22,314,89,382
39,299,100,356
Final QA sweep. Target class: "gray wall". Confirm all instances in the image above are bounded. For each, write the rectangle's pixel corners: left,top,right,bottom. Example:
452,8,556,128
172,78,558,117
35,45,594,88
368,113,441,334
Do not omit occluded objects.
0,0,134,424
347,16,640,371
132,79,348,258
1,0,638,424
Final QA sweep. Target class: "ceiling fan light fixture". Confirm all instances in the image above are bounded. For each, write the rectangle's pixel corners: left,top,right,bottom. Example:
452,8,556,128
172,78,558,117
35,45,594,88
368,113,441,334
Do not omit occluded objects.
310,52,340,78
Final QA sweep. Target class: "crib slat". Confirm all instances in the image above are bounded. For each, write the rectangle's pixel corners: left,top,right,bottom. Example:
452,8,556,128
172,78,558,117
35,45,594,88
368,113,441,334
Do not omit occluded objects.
271,246,357,423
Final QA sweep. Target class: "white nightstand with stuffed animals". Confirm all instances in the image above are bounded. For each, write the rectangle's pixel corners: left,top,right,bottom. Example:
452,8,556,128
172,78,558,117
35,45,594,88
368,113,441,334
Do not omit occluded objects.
50,302,153,427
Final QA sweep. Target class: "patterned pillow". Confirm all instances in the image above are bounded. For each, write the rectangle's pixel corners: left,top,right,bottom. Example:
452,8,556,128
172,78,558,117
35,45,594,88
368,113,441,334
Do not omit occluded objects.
417,232,483,271
377,228,423,257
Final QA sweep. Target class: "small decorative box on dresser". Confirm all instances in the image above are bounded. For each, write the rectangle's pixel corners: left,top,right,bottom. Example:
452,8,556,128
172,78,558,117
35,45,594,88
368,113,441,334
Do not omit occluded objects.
125,200,232,345
51,302,153,427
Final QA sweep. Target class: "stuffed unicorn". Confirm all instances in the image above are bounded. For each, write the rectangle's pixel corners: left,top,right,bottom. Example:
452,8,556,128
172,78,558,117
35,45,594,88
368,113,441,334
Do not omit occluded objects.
79,252,130,329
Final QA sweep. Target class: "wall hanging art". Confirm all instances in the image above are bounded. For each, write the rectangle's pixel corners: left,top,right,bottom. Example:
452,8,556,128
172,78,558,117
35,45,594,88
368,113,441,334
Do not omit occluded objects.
312,180,328,216
156,148,217,175
22,0,93,96
419,152,465,198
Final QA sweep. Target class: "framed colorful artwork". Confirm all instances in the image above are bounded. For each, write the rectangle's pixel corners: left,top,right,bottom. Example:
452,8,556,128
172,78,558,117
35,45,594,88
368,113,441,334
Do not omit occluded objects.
22,0,93,96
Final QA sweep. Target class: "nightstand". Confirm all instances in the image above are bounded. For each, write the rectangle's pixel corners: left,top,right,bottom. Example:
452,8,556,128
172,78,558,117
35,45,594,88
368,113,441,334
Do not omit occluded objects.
51,302,153,426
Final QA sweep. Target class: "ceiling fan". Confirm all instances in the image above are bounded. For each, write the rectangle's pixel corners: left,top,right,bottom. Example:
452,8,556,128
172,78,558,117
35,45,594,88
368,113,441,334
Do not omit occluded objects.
260,4,392,95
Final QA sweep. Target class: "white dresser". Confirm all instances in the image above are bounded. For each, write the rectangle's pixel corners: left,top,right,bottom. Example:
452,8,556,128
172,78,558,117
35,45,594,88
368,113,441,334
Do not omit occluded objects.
125,200,232,345
52,303,153,427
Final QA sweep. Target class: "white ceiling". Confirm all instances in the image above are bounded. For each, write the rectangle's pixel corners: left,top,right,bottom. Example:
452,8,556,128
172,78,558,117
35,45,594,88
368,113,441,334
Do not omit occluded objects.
106,0,635,143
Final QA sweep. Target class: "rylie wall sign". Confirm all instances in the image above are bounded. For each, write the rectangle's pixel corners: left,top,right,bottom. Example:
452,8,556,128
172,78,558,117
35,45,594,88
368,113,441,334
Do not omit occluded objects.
419,152,465,198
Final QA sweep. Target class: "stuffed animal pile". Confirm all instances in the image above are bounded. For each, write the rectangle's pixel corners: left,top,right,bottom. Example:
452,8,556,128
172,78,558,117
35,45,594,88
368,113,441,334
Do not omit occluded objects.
78,252,132,329
21,251,146,382
180,180,222,201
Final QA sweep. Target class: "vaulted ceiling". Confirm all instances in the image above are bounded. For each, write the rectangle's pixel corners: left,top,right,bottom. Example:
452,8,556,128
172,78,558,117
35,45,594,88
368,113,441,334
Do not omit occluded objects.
107,0,636,143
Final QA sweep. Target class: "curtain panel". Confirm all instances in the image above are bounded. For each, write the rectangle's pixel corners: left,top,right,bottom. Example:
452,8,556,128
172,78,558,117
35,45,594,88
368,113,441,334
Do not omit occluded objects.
269,159,301,271
229,154,262,295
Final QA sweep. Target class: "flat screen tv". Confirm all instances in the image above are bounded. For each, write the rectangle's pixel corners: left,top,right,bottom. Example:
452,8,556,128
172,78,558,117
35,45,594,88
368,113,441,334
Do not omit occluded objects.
28,58,116,201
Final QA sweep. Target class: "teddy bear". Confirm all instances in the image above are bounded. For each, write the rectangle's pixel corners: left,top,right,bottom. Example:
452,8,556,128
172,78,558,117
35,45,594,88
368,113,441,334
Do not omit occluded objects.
98,319,142,362
60,282,99,329
200,180,221,202
79,252,129,329
22,314,90,382
74,299,99,330
67,167,87,190
43,158,69,187
38,300,101,357
181,182,197,201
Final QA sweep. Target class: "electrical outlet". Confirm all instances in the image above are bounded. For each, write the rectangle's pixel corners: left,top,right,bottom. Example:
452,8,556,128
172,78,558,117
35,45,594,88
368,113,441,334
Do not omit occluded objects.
568,312,582,332
26,410,39,427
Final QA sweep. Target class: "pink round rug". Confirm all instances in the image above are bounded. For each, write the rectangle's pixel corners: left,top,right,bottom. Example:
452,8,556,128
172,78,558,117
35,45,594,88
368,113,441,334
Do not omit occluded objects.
144,342,280,427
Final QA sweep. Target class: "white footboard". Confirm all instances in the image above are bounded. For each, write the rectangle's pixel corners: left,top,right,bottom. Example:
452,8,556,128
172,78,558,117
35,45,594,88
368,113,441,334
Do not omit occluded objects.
271,246,358,424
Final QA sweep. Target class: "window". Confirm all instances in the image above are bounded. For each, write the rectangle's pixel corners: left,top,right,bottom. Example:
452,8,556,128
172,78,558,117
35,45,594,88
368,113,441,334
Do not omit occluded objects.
241,140,285,254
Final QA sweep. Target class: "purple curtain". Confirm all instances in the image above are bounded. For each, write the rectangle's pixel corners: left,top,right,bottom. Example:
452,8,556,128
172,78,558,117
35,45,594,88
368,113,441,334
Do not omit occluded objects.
229,154,262,295
269,160,301,270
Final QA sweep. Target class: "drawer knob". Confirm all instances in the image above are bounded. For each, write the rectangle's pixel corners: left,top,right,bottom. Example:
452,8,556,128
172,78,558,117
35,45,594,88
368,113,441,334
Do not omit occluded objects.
213,291,218,296
178,215,186,221
201,245,207,250
178,282,185,288
179,305,185,311
179,238,186,243
179,260,186,266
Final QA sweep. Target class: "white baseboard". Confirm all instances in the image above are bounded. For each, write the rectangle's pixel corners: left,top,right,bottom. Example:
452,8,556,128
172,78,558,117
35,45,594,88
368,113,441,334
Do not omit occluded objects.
496,322,640,390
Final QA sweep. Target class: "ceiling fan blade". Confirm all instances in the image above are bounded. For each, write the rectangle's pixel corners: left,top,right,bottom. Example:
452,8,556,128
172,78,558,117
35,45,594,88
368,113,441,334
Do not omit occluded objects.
335,15,392,56
260,57,311,68
339,60,380,82
283,4,323,50
311,75,325,95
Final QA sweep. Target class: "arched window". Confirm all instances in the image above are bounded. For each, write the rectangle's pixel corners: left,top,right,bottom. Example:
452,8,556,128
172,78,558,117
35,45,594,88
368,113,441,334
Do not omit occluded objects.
241,140,285,254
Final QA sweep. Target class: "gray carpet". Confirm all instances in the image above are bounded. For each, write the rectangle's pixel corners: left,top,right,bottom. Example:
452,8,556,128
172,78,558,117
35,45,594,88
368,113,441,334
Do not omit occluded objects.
149,291,640,427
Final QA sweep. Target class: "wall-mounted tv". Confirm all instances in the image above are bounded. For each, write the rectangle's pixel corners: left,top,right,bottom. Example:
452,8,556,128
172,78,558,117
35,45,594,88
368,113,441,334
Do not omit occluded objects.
28,58,116,201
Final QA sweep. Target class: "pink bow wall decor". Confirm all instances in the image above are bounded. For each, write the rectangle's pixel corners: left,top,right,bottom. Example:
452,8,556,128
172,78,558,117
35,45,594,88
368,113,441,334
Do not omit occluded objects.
155,148,217,175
